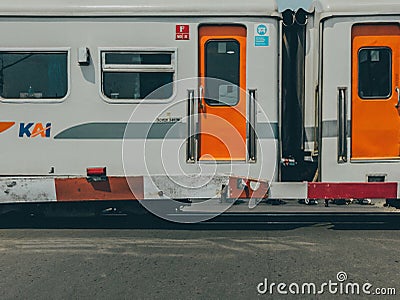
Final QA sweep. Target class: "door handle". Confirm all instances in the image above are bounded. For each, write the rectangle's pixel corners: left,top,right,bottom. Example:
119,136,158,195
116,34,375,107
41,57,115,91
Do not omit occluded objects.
187,89,196,163
198,86,204,111
395,87,400,108
248,89,257,163
337,87,347,163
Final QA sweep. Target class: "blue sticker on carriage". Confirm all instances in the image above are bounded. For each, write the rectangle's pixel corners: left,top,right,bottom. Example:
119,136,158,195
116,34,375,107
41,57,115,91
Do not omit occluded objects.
254,24,270,47
255,36,269,47
257,24,268,35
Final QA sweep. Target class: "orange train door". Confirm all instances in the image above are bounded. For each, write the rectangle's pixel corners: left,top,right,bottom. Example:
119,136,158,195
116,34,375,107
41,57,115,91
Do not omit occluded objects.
198,25,247,161
352,24,400,159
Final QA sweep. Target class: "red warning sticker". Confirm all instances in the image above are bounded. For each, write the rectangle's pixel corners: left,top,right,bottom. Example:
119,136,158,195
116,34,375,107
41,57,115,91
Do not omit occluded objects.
176,25,189,40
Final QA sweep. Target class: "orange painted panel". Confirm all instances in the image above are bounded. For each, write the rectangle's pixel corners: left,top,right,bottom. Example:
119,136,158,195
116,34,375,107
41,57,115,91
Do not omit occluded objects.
0,122,15,134
351,24,400,159
198,25,247,161
55,177,144,201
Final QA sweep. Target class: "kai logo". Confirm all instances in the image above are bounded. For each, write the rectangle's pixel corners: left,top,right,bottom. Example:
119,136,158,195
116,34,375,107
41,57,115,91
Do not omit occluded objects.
19,122,51,138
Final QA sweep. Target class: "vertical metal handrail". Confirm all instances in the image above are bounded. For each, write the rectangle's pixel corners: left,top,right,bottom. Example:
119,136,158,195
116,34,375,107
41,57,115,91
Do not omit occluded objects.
187,89,196,163
337,87,347,163
248,89,257,163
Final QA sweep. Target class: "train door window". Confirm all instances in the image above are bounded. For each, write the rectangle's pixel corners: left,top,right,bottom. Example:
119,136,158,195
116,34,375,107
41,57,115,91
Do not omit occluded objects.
0,52,68,100
358,47,392,99
204,40,240,106
101,51,175,101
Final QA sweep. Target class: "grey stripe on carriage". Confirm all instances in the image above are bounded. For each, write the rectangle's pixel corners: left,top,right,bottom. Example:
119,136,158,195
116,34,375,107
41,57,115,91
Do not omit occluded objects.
304,120,352,141
54,122,280,139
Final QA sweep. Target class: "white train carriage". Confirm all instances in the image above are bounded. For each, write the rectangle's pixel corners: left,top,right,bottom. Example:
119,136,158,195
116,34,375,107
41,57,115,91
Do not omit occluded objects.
300,0,400,201
0,0,281,215
1,0,400,220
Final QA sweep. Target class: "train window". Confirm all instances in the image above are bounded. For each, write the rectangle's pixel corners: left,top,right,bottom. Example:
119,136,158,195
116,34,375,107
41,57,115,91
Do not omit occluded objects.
104,53,171,65
358,48,392,99
0,52,68,100
101,51,175,100
205,40,240,106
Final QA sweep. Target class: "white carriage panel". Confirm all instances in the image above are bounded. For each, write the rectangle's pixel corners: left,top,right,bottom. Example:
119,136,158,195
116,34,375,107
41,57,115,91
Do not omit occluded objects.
0,177,56,203
0,0,278,17
320,16,400,182
245,20,279,182
269,182,307,199
303,20,319,152
322,139,400,182
0,17,280,179
321,18,351,122
0,19,196,175
246,20,279,124
313,0,400,16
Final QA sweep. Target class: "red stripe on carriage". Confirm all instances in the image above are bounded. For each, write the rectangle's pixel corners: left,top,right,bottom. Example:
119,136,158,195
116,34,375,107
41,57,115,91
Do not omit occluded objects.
55,176,144,201
308,182,398,199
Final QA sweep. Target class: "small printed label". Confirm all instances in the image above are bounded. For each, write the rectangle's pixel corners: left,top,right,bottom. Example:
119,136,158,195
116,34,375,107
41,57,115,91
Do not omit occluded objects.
254,24,270,47
176,24,189,40
255,36,269,47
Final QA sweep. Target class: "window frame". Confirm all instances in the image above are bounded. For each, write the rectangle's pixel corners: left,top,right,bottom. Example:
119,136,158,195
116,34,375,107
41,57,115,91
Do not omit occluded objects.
357,46,392,100
0,47,70,103
99,47,177,104
204,39,241,107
